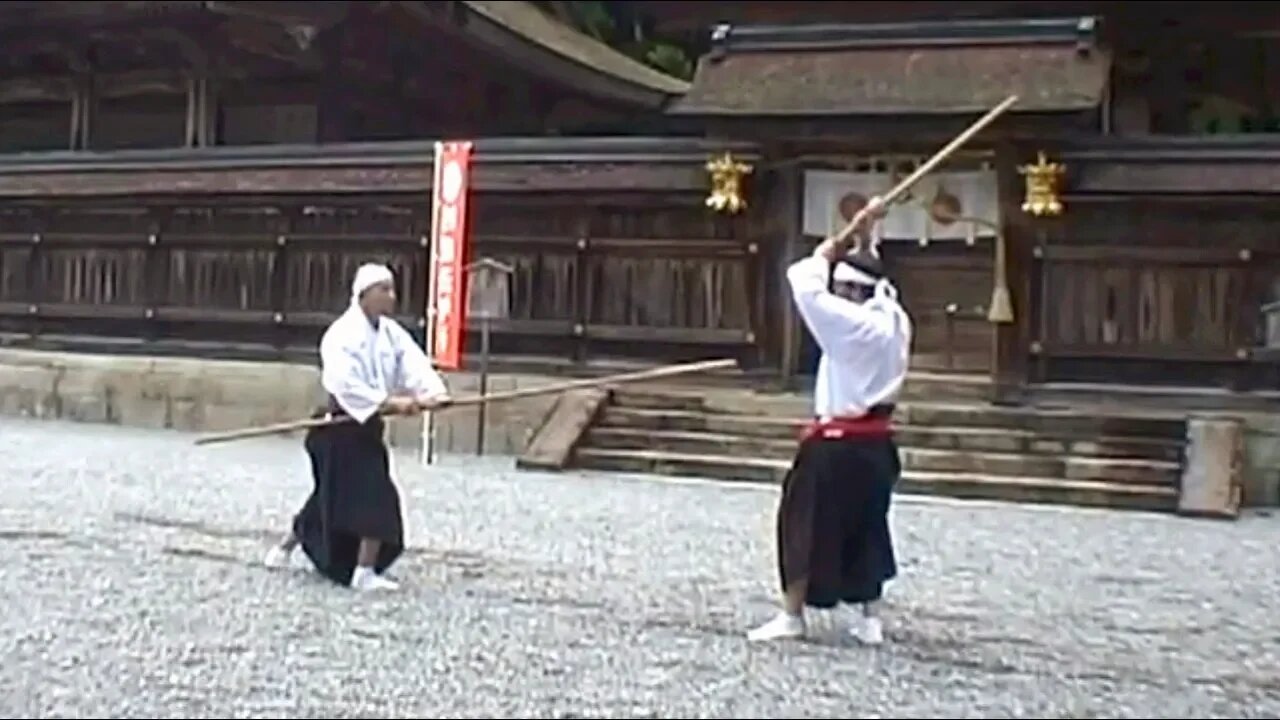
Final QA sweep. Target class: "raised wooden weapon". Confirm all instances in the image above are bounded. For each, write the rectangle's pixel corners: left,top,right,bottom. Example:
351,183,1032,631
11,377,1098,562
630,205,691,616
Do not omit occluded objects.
833,94,1020,255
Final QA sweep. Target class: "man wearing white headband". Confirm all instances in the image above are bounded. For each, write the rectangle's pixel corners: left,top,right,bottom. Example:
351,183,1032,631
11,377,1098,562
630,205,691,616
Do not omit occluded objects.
748,195,913,645
264,262,451,592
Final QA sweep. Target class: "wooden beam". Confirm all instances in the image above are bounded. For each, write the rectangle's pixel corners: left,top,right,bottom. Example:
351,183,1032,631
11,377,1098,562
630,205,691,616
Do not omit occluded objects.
68,74,93,150
184,75,196,147
702,113,1094,148
197,76,216,148
1074,162,1280,194
0,77,74,104
0,161,716,197
0,70,188,104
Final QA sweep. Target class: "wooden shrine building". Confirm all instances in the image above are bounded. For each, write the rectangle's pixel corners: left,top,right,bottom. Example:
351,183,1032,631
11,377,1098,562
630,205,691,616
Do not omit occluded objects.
0,1,764,376
1,0,1278,405
665,0,1280,402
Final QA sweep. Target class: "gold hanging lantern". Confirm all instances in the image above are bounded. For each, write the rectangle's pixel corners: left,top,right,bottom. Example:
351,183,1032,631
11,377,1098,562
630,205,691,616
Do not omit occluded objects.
1019,151,1065,217
705,152,753,215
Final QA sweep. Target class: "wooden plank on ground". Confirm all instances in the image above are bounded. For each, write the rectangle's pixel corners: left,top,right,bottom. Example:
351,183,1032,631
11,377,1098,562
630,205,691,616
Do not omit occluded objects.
516,388,609,471
1179,416,1244,519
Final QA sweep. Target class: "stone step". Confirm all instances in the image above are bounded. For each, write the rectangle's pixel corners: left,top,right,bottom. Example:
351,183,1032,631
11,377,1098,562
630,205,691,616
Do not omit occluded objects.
597,407,802,438
586,425,1182,463
586,426,798,459
582,428,1179,486
608,390,708,412
597,406,1185,444
909,427,1182,463
608,372,992,412
573,448,1178,512
897,404,1187,440
898,372,992,402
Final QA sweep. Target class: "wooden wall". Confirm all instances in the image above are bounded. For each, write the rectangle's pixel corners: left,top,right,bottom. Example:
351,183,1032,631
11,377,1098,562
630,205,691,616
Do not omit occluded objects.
884,241,994,373
472,197,760,367
0,146,766,372
1030,201,1277,387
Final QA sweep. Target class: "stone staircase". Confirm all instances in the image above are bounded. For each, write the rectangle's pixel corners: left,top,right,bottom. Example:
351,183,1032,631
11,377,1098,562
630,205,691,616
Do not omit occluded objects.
568,385,1189,513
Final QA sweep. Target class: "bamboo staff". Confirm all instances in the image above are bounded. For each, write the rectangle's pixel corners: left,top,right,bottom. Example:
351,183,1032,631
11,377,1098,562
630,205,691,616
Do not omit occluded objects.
193,357,738,446
833,94,1020,250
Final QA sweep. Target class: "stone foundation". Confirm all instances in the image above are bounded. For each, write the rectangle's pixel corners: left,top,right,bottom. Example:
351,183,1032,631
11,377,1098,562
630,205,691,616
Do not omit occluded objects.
0,349,558,456
2,348,1277,507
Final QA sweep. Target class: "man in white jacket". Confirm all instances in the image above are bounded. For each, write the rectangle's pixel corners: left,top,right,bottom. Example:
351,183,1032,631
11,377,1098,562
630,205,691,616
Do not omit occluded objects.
264,263,451,591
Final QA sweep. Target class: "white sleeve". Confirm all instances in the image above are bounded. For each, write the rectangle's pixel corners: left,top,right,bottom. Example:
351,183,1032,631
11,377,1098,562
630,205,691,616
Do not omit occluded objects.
319,329,388,424
392,323,449,399
786,252,897,361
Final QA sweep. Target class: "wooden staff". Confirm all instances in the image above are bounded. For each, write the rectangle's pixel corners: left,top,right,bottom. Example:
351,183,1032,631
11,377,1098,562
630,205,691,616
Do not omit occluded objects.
833,94,1020,249
193,357,738,446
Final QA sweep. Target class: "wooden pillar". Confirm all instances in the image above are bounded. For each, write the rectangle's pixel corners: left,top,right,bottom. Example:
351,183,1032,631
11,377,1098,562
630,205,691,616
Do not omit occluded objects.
777,162,803,388
184,72,216,147
185,74,199,147
68,75,94,150
990,143,1033,405
200,76,218,147
572,215,591,365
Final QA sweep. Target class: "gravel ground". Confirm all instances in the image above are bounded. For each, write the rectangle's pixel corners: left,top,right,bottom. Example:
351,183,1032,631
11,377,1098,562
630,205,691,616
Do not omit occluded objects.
1,417,1279,719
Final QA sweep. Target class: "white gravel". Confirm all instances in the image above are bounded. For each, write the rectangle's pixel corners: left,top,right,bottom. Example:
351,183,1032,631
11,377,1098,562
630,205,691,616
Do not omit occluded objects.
1,417,1278,719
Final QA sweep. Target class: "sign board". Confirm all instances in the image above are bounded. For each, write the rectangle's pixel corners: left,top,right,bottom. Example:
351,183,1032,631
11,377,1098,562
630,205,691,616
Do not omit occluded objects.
428,140,474,370
466,258,513,321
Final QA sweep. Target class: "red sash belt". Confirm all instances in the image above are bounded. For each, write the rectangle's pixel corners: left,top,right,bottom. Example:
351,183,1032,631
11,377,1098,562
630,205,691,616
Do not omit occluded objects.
799,415,893,443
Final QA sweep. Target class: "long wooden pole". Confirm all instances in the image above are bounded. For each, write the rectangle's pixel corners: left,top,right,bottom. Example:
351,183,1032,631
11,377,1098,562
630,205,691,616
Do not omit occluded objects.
193,357,739,446
833,94,1020,246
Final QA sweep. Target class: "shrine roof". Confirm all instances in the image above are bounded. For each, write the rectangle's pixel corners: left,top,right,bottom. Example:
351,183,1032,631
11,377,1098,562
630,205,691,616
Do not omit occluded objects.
668,16,1109,117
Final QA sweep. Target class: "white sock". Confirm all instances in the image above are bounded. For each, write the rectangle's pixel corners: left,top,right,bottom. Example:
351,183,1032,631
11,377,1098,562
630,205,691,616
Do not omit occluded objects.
263,544,294,568
747,610,806,642
350,565,399,591
849,604,885,645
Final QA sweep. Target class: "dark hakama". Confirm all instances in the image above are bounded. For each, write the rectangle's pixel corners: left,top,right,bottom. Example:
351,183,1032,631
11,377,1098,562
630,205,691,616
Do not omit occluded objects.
776,407,900,609
293,407,405,586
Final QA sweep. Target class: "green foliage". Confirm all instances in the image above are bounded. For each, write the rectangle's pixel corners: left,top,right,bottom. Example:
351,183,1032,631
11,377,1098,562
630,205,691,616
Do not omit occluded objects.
642,41,693,80
536,0,695,80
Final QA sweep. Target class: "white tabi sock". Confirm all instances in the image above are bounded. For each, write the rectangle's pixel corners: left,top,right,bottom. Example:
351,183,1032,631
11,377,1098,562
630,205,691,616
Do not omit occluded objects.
350,565,399,592
847,604,885,646
263,545,294,569
747,611,806,642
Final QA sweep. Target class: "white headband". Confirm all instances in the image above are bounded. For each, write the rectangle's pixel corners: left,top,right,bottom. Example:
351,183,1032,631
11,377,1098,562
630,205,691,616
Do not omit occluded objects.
351,263,394,303
832,262,879,286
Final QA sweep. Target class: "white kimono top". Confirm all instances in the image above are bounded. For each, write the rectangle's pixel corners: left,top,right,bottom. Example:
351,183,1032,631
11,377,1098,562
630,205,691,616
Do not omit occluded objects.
319,304,449,423
786,252,914,420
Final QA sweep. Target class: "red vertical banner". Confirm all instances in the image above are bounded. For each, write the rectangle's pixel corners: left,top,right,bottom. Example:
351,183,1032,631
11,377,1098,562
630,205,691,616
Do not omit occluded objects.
427,140,473,370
